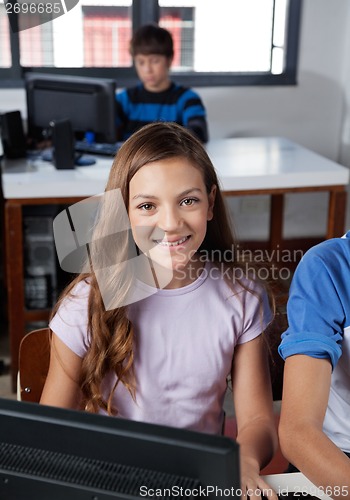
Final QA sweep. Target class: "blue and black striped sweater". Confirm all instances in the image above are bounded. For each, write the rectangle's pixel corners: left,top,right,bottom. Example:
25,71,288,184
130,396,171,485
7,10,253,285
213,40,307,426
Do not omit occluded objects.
116,82,208,143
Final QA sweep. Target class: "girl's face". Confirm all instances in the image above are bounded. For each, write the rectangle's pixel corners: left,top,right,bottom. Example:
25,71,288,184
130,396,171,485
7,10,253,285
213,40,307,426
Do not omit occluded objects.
128,157,216,288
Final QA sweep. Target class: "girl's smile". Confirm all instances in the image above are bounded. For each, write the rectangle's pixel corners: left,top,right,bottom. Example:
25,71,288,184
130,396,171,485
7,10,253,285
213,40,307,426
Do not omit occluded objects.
128,157,216,288
153,235,190,248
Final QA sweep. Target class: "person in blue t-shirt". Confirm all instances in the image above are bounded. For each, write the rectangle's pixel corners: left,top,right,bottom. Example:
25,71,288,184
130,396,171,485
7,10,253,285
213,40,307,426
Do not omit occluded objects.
279,231,350,494
116,24,208,143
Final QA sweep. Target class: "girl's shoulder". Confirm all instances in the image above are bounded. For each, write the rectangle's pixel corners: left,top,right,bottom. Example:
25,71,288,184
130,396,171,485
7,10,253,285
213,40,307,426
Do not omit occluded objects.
207,261,266,296
204,263,273,338
57,278,91,314
207,262,272,312
50,279,91,356
71,278,90,295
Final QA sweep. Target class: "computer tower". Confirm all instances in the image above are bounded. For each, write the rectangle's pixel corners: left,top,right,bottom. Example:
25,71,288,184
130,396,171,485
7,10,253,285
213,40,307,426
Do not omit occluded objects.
23,206,74,311
23,214,58,310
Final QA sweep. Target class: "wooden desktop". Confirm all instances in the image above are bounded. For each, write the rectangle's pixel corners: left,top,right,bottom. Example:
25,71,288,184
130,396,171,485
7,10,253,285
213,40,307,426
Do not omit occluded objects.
263,473,333,499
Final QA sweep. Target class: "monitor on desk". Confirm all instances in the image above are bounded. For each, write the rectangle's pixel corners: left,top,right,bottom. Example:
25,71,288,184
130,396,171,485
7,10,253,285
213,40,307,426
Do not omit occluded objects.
25,73,117,145
0,398,240,499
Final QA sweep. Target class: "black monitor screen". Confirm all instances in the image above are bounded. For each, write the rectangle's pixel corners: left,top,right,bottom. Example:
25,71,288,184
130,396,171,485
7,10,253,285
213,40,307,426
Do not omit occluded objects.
25,73,117,144
0,398,240,500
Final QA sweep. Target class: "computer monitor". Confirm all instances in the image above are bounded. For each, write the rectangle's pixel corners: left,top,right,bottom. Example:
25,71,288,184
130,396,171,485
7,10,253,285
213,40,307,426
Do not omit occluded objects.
0,398,240,499
25,73,117,145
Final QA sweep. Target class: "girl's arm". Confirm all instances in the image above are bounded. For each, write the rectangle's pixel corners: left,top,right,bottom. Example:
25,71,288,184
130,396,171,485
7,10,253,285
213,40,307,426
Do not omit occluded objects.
40,332,83,410
232,334,278,499
279,355,350,497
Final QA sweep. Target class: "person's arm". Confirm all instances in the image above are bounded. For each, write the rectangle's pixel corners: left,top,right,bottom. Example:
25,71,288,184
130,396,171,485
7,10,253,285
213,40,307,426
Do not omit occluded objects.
279,355,350,497
232,334,278,499
278,238,350,495
180,87,209,143
40,332,83,410
115,90,129,141
187,117,209,143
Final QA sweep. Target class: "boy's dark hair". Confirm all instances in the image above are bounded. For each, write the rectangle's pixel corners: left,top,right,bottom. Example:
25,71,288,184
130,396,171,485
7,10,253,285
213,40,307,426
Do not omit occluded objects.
130,24,174,58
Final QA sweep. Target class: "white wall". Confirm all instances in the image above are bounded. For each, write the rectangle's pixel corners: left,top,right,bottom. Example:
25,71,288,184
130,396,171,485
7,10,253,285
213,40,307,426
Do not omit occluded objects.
200,0,349,160
197,0,350,240
1,0,350,240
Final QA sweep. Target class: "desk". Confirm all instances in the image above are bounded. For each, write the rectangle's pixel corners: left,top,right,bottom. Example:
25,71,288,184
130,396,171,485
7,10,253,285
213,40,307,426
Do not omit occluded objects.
205,137,349,249
263,473,332,499
2,137,349,391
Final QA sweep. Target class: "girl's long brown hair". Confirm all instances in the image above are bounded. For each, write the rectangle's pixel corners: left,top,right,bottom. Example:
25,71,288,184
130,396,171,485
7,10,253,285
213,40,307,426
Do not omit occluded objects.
51,122,273,414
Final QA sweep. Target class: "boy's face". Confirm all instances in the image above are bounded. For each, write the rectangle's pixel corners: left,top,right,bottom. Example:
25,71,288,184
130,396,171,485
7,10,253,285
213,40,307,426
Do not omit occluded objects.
134,54,172,92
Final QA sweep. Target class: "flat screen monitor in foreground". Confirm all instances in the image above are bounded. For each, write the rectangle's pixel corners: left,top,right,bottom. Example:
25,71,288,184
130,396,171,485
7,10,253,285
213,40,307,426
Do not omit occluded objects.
0,398,240,500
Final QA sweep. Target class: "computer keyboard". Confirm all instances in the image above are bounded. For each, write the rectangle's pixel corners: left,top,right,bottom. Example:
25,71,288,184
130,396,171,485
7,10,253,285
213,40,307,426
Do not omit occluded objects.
277,494,321,500
262,494,321,500
75,140,122,157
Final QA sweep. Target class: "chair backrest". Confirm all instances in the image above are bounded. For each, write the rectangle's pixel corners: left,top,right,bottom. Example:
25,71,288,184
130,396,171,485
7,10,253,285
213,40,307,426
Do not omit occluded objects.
265,310,287,401
18,328,50,402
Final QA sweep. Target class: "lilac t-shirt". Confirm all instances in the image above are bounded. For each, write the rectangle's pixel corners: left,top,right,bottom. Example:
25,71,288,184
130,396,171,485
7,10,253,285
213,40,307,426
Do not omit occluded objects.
50,264,271,434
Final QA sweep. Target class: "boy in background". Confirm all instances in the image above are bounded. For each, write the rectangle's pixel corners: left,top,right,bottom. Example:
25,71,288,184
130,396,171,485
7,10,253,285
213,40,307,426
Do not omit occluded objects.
116,24,208,143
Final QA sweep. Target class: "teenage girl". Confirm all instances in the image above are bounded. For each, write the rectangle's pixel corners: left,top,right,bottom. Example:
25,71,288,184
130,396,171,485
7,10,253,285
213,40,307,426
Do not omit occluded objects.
41,122,277,497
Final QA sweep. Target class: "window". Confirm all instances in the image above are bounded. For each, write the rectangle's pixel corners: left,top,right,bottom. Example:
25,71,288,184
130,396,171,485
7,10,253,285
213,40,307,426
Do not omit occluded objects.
0,0,301,87
159,6,194,70
82,5,132,67
19,18,54,66
160,0,279,73
0,1,11,68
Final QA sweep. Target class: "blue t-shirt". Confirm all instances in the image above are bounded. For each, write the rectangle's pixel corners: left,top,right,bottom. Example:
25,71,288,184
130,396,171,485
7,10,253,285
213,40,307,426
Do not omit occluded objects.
115,82,208,142
279,231,350,451
279,231,350,366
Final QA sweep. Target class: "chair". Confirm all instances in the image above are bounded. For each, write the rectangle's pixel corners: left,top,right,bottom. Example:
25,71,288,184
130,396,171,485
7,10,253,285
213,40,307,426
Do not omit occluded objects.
18,328,50,402
266,309,287,402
